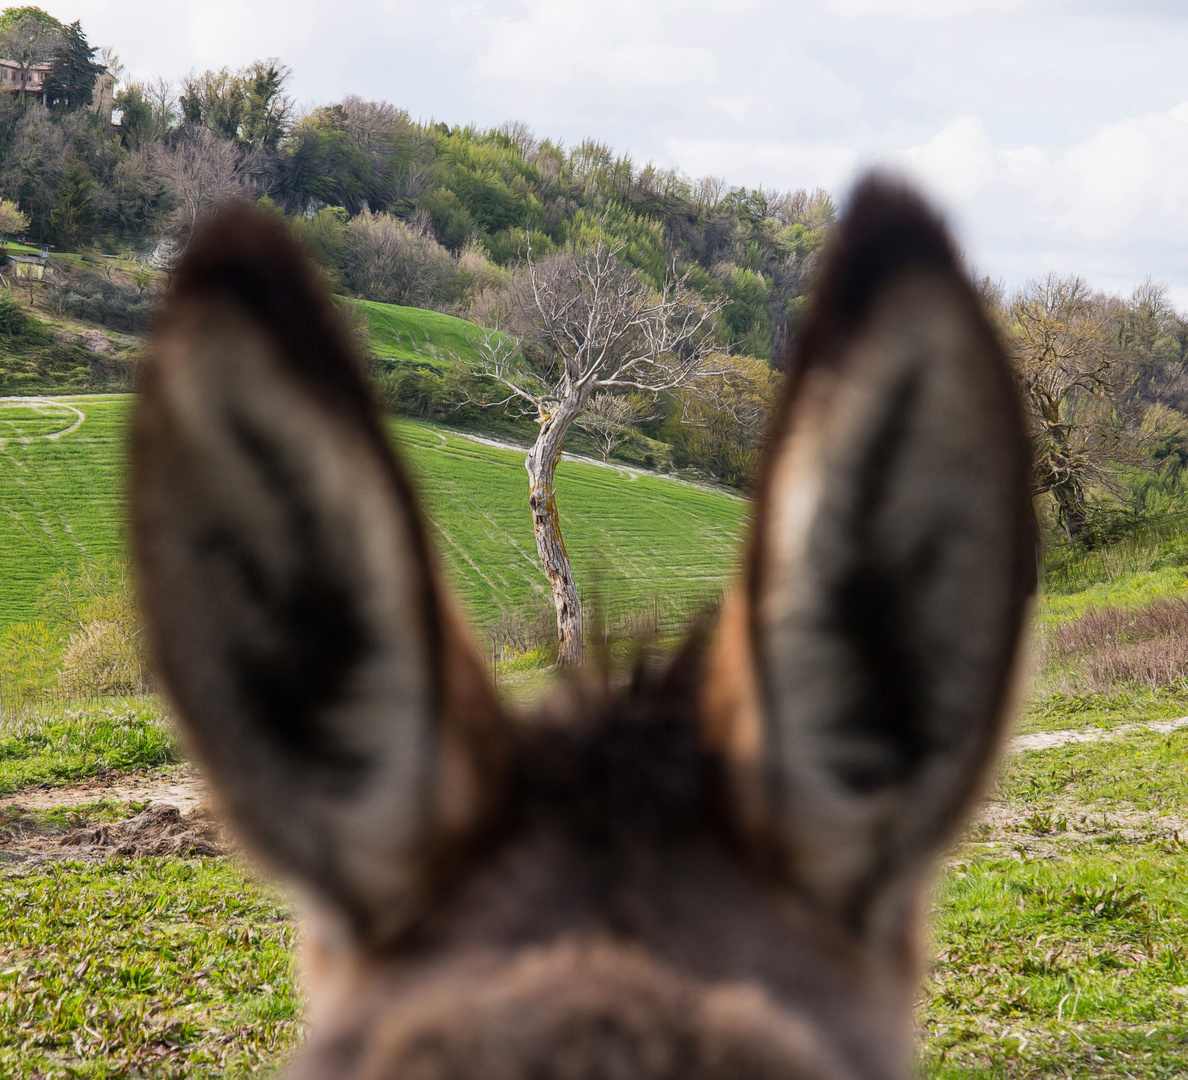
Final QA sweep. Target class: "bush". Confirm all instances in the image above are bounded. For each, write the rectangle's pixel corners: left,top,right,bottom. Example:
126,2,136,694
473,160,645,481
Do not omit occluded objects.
343,209,459,308
59,616,148,698
664,355,781,488
55,270,155,331
373,361,533,438
1040,597,1188,695
40,560,150,701
0,290,27,338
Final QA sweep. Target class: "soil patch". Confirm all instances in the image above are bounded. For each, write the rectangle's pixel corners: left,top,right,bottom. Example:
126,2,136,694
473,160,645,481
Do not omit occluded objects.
59,803,224,858
0,767,226,867
0,767,206,814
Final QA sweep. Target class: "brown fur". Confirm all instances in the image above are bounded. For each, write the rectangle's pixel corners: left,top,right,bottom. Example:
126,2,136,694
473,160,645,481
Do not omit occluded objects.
130,181,1034,1079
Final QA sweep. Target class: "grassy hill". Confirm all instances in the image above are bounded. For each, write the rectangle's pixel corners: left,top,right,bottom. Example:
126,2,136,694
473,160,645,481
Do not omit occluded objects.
0,395,745,633
357,299,495,370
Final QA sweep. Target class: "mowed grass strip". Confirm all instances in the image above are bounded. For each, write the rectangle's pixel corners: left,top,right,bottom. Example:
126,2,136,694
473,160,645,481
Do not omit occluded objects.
0,396,129,627
395,422,745,621
0,397,746,632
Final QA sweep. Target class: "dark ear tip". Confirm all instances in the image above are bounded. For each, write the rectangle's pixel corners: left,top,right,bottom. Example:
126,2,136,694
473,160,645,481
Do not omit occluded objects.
786,173,962,373
173,202,308,296
162,202,374,422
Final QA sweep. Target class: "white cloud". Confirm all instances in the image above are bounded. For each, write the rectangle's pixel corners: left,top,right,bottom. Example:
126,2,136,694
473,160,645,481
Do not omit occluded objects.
871,102,1188,291
27,0,1188,303
661,138,859,193
825,0,1025,16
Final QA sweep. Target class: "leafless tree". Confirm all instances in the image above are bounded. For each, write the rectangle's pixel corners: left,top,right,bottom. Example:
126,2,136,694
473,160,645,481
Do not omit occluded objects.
576,392,652,460
98,45,123,82
467,234,728,666
1010,272,1128,541
144,75,176,128
497,119,538,158
154,128,245,240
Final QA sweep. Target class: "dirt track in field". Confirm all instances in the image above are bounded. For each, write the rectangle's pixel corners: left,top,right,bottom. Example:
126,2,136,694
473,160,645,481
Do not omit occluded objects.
1007,715,1188,753
0,712,1181,869
0,767,207,814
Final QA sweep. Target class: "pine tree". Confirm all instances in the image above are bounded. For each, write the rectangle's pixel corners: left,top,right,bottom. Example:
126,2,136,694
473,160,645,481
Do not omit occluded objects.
43,20,103,110
48,160,94,249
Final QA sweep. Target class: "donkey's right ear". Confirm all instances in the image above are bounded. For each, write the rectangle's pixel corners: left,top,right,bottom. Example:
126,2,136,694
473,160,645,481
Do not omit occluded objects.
704,177,1035,942
132,207,508,945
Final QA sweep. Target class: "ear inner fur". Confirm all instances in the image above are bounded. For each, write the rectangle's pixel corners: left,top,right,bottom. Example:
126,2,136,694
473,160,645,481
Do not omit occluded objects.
132,207,509,944
718,178,1035,940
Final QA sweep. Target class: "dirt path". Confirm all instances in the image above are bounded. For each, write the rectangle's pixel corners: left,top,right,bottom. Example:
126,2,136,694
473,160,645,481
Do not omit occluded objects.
0,767,222,868
1007,715,1188,753
4,710,1183,817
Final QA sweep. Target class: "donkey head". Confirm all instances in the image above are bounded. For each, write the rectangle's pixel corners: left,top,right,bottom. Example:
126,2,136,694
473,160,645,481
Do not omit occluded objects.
131,177,1034,1080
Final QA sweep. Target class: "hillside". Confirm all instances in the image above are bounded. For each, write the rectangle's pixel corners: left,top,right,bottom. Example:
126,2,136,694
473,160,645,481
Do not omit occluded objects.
358,299,493,369
0,395,745,633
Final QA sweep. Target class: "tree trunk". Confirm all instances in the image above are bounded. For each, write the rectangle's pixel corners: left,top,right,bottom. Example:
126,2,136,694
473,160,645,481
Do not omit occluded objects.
526,403,585,667
1052,479,1088,544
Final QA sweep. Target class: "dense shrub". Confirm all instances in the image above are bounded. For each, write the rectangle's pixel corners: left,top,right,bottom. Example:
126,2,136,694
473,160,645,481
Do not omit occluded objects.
1041,597,1188,694
373,361,534,439
54,270,155,331
664,356,781,488
0,290,28,338
343,210,459,308
59,616,148,698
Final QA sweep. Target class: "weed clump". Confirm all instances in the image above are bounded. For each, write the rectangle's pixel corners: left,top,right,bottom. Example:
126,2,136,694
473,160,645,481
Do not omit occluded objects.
1040,596,1188,694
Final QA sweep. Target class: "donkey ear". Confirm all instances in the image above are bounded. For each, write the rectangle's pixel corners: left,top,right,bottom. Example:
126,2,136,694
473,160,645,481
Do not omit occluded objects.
132,207,508,945
705,177,1035,939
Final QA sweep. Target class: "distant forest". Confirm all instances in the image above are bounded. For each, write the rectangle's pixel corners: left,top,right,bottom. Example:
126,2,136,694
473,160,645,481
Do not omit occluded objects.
0,9,834,364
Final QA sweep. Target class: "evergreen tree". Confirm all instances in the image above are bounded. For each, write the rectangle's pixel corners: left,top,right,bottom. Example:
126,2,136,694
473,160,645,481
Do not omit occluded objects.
48,158,93,248
44,20,104,110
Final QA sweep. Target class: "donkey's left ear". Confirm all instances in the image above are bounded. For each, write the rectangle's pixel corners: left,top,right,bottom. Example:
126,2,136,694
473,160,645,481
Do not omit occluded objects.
132,207,508,945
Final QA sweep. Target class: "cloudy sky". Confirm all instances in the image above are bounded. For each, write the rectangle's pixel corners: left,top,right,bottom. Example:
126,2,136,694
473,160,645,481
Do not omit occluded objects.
36,0,1188,304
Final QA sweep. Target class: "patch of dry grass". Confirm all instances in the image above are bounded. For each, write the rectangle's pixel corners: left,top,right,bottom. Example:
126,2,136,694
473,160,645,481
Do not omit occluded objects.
1039,597,1188,694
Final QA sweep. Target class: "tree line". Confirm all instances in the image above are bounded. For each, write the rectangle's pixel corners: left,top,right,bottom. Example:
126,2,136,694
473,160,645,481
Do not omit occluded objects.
0,11,834,367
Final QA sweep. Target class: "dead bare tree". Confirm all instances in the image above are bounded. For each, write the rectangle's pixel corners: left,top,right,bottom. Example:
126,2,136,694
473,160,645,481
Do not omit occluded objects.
576,391,652,460
1010,273,1127,541
154,127,245,240
469,235,728,666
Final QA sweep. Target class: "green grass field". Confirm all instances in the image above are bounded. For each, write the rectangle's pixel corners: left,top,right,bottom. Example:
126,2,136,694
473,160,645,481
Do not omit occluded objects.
13,390,1188,1076
356,299,497,369
0,395,744,632
0,396,129,626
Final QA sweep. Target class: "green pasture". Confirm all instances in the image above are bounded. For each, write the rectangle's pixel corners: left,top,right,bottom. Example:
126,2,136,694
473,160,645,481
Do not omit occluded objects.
10,389,1188,1077
0,396,128,626
356,299,497,369
397,423,743,624
0,395,745,631
0,856,299,1078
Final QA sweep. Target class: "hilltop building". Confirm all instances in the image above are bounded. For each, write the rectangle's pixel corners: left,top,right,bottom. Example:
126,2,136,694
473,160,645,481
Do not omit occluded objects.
0,59,116,122
0,59,50,103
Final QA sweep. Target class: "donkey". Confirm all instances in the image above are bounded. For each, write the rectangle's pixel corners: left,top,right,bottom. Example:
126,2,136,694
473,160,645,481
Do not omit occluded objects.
130,176,1034,1080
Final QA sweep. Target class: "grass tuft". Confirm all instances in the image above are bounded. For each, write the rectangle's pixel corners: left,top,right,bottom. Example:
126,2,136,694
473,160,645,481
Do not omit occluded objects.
0,698,178,793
